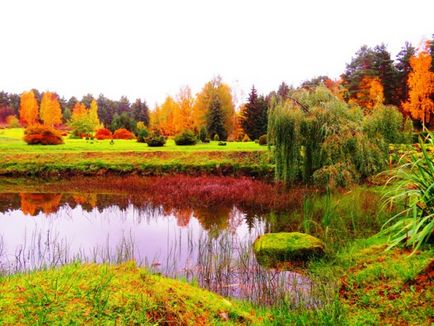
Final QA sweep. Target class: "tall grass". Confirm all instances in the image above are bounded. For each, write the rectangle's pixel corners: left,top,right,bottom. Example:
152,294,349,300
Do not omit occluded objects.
382,130,434,252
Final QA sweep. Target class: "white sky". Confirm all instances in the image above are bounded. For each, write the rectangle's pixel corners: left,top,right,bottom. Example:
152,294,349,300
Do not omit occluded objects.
1,0,433,107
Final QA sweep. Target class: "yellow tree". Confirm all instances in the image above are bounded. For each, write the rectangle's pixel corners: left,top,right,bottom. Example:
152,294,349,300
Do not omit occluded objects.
156,96,178,136
40,92,62,127
19,90,39,126
72,102,87,119
89,99,101,129
193,77,235,135
150,105,162,131
174,86,194,133
349,76,384,110
402,43,434,125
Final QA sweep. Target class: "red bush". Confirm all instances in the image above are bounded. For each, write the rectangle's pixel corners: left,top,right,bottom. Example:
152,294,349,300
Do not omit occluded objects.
113,128,135,140
23,125,64,145
95,128,113,140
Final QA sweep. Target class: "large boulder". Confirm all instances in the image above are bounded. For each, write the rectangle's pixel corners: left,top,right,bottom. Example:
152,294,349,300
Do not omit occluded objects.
253,232,325,267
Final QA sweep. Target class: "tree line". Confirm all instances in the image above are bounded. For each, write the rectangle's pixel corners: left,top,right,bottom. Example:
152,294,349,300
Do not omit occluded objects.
0,36,433,139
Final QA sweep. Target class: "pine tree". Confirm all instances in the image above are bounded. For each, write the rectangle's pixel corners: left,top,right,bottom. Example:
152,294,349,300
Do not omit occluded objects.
396,42,416,104
131,99,150,127
207,97,227,140
372,44,399,105
240,86,268,140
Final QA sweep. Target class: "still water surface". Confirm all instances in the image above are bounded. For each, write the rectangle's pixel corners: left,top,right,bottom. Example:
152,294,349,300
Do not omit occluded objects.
0,191,313,304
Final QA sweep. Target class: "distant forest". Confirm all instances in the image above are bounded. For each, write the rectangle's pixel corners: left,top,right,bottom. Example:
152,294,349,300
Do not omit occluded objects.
1,36,433,139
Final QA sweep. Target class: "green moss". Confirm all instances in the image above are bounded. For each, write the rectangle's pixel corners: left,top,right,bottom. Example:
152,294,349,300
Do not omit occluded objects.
253,232,325,267
0,262,258,325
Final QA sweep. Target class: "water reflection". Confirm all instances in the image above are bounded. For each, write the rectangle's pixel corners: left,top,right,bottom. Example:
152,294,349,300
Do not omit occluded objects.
0,191,319,305
0,185,383,307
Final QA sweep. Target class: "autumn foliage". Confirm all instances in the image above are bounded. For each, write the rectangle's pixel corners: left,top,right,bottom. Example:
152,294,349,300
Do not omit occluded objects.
402,43,434,125
23,124,64,145
19,90,39,126
349,76,384,110
113,128,135,139
95,128,113,140
20,193,62,216
40,92,62,126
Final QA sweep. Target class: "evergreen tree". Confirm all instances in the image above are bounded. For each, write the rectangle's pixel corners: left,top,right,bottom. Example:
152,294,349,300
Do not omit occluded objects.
277,82,290,100
240,86,268,140
110,112,136,132
341,45,377,102
81,94,94,108
131,99,150,126
207,97,227,140
342,44,399,106
372,44,399,105
395,42,416,104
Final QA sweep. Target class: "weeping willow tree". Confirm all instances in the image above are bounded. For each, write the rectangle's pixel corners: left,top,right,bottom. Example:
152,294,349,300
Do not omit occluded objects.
268,86,391,188
267,99,303,184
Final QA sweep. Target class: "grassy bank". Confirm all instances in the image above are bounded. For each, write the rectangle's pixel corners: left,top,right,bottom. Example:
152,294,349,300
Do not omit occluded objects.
0,128,272,177
0,262,261,325
308,237,434,326
0,238,431,325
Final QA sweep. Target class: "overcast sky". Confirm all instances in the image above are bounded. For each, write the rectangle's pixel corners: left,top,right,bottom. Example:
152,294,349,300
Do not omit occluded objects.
1,0,432,107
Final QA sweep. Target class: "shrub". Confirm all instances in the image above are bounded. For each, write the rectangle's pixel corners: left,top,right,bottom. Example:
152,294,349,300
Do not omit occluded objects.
95,128,112,140
199,126,208,143
174,130,197,145
313,162,360,188
258,134,267,145
23,125,64,145
136,128,149,143
242,134,251,142
113,128,135,140
145,131,166,147
213,134,220,141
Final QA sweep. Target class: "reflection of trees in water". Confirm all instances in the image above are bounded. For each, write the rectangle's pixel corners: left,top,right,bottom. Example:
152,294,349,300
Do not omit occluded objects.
0,193,20,212
1,191,303,236
72,194,97,210
173,207,193,227
20,193,62,216
194,206,232,237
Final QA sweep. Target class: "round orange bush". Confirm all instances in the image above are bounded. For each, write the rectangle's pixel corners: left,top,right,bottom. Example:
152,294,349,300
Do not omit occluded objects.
95,128,113,140
113,128,135,140
23,125,64,145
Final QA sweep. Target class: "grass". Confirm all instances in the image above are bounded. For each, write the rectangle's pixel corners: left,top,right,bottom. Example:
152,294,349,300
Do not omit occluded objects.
0,262,261,325
1,237,430,325
308,237,434,326
0,128,266,153
0,128,272,177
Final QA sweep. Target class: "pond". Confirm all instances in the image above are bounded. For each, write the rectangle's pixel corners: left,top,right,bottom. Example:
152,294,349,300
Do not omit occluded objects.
0,176,384,306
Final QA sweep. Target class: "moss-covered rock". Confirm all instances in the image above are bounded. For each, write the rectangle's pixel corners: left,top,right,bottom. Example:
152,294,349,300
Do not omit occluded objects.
253,232,325,267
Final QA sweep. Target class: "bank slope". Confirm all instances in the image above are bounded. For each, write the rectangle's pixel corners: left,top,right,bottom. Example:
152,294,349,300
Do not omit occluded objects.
0,262,260,325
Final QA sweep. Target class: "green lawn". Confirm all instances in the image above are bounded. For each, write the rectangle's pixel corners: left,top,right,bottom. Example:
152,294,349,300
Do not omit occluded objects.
0,128,266,153
0,128,273,177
